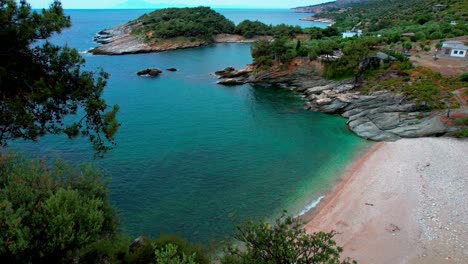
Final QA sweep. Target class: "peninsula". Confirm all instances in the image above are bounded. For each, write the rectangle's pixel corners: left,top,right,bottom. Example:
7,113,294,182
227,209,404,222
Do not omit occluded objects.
90,7,300,55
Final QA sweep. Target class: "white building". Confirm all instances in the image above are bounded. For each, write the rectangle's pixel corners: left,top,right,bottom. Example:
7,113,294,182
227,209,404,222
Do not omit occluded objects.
342,30,362,38
441,41,467,58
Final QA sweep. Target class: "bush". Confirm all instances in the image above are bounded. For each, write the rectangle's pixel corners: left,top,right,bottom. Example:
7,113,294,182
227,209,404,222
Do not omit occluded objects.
223,213,355,264
455,128,468,138
454,118,468,126
460,72,468,82
0,154,118,263
153,235,210,264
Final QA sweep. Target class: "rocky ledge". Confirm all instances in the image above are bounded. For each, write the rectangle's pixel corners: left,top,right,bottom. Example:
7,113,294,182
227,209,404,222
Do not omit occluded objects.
215,61,460,141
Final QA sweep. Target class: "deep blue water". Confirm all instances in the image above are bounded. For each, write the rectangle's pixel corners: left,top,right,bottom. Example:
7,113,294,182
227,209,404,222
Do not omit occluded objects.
10,9,367,242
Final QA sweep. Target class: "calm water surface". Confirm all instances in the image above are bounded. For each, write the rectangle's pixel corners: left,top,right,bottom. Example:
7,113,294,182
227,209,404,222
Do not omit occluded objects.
11,10,367,242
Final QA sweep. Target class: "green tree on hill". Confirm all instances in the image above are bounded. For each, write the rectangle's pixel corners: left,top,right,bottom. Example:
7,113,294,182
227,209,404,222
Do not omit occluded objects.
0,0,119,155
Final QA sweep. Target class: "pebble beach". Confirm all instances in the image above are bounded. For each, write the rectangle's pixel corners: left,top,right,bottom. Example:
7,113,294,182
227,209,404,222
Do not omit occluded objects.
303,138,467,263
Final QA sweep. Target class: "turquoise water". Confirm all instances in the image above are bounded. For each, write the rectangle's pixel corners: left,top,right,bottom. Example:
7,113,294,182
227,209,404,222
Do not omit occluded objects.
9,10,368,242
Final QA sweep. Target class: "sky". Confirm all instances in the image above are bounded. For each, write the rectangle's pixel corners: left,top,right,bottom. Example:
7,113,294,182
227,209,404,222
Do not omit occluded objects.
28,0,329,9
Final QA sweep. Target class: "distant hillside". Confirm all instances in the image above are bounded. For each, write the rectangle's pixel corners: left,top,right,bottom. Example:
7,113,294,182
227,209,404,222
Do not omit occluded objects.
316,0,467,34
292,0,371,13
115,0,185,9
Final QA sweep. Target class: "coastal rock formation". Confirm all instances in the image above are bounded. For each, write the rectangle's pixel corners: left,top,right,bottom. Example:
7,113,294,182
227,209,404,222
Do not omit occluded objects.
137,68,162,77
89,23,208,55
215,62,456,141
89,24,263,55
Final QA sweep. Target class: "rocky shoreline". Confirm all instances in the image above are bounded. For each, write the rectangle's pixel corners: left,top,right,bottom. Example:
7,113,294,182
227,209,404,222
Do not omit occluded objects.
89,23,209,55
215,61,460,141
89,23,266,55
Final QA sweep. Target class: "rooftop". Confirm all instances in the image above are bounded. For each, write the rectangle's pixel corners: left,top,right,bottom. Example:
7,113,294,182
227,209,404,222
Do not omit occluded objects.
442,41,468,50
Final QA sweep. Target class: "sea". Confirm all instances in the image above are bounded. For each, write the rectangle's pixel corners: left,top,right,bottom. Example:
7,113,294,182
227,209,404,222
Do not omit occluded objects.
10,9,369,242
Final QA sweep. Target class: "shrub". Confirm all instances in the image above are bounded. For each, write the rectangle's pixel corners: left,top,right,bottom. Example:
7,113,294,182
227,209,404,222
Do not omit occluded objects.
0,154,118,263
455,128,468,138
223,213,355,264
460,72,468,82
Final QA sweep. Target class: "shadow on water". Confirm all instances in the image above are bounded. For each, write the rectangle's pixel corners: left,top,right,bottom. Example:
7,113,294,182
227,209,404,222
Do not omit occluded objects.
248,84,306,114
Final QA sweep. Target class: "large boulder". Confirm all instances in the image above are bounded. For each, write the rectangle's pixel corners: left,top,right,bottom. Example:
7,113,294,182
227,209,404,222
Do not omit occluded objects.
137,68,162,77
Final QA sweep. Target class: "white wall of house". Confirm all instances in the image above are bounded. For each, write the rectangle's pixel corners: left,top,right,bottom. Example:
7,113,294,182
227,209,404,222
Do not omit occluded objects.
342,31,362,38
451,49,466,58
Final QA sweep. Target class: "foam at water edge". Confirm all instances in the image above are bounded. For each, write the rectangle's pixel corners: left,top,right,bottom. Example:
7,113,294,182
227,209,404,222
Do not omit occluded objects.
295,195,324,217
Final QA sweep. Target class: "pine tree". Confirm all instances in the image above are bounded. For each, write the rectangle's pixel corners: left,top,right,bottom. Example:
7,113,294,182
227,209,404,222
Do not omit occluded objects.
0,0,119,155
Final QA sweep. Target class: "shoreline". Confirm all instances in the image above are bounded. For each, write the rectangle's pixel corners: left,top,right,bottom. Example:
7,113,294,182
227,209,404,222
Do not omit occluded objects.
301,138,467,263
298,141,383,222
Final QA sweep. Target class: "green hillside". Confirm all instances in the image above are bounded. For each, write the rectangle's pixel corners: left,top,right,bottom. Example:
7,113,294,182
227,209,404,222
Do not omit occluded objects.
319,0,467,38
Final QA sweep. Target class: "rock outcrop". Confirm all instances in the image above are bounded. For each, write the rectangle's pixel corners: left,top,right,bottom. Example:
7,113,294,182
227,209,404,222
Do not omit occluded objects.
89,23,209,55
137,68,162,77
215,62,456,141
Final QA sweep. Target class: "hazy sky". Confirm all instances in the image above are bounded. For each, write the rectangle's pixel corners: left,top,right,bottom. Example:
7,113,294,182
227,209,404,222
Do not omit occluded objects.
28,0,329,9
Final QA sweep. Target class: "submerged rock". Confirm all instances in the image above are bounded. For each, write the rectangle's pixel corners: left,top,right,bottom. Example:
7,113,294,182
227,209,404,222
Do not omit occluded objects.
166,68,178,72
137,68,162,77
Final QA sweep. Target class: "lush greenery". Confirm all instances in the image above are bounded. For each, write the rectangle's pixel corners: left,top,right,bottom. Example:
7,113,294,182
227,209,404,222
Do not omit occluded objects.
134,7,309,43
0,0,119,155
0,154,118,263
136,7,235,41
234,20,303,38
248,0,467,112
316,0,467,40
223,213,355,264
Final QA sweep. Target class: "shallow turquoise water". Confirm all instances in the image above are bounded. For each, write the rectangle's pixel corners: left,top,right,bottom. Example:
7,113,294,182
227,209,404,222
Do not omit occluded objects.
9,10,368,242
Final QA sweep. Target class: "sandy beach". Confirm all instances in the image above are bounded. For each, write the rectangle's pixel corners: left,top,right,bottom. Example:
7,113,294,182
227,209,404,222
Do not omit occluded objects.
303,138,467,263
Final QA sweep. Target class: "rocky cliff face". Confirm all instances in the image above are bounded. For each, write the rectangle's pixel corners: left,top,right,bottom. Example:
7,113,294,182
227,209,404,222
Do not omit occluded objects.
216,62,457,141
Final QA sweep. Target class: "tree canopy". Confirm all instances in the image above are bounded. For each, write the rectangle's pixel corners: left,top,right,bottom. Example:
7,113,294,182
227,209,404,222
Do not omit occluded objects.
137,7,236,40
0,153,118,263
0,0,119,155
